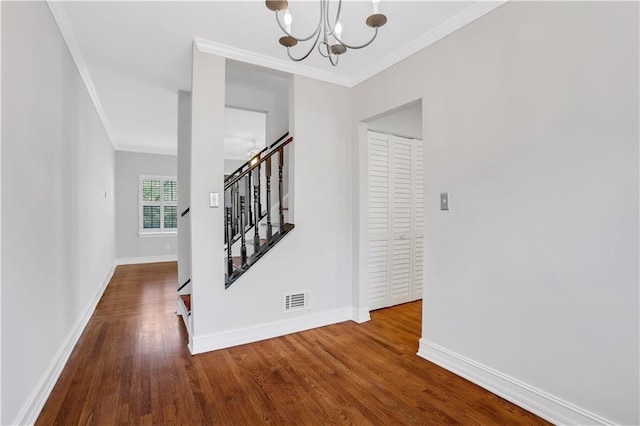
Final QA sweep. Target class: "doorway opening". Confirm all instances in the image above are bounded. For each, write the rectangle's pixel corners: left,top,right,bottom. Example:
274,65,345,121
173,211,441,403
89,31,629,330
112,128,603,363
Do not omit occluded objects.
359,99,424,315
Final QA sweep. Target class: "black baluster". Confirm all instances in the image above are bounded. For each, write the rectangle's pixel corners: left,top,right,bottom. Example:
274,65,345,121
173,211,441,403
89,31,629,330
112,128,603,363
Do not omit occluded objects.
225,190,234,279
257,160,262,217
229,184,235,236
245,171,252,227
252,167,260,252
232,182,240,236
278,147,285,234
265,157,273,241
239,195,247,266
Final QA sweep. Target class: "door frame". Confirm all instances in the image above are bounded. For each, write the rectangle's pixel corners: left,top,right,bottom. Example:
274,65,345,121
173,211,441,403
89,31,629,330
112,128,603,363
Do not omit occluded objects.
366,130,424,310
354,99,424,321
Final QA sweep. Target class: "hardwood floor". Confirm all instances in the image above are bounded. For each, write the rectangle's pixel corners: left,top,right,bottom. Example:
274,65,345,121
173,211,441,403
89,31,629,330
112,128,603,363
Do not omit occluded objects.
36,262,549,425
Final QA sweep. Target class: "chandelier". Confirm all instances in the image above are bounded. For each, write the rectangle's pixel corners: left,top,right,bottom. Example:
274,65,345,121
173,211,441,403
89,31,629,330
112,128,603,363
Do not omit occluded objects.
265,0,388,66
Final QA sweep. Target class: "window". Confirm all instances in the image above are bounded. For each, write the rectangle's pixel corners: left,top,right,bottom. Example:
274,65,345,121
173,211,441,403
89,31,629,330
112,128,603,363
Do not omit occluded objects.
139,176,178,234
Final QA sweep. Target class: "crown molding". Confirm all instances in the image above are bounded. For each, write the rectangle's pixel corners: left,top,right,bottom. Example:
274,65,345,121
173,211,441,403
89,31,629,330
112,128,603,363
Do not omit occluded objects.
114,144,178,157
46,0,507,158
194,37,352,88
350,0,508,86
196,1,507,89
46,1,118,149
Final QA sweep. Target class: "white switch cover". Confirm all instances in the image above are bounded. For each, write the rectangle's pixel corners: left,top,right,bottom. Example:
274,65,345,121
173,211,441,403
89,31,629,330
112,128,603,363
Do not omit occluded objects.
440,192,449,211
209,192,219,208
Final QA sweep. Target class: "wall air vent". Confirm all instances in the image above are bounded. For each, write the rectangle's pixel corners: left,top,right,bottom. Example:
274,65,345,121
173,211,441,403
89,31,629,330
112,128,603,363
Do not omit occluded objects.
284,291,309,313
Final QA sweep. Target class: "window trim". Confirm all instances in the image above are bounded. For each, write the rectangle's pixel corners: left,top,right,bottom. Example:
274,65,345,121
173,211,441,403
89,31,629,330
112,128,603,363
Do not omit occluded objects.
139,175,178,236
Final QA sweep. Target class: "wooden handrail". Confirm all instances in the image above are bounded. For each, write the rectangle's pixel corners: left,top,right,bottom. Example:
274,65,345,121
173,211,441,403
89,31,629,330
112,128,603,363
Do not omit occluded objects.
226,132,290,180
177,278,190,292
224,136,293,191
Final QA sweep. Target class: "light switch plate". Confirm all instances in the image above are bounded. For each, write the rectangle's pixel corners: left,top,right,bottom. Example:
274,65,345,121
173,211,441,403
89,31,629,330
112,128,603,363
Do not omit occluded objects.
209,192,219,208
440,192,449,211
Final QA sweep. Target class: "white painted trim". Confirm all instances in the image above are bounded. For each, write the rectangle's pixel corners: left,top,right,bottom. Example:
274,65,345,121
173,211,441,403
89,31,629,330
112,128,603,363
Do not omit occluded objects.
138,231,178,238
13,263,116,426
351,0,508,85
190,307,353,355
115,145,177,157
356,122,370,323
46,0,506,165
177,299,192,335
351,307,371,323
417,339,614,426
117,255,177,265
46,1,117,148
0,3,3,422
194,38,352,88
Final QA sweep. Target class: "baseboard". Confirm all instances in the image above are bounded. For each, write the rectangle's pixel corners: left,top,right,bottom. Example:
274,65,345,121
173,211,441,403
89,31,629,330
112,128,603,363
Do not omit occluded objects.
117,254,177,265
14,262,116,426
351,306,371,323
190,307,353,355
417,339,613,426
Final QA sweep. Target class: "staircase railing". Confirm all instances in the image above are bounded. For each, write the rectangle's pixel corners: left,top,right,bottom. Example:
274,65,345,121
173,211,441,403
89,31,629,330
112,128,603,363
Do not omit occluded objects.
224,133,294,288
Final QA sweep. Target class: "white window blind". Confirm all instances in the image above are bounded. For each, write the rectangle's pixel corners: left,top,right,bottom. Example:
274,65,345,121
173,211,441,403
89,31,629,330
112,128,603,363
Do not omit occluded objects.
139,175,178,234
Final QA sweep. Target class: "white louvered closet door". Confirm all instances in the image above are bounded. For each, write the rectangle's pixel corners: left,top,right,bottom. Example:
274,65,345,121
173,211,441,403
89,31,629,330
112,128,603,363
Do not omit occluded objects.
367,132,390,310
390,135,412,305
367,131,424,310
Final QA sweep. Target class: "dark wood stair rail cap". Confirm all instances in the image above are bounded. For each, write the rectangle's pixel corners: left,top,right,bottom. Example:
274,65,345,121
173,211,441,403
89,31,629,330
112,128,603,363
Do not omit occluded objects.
177,278,190,292
224,136,293,191
226,131,290,180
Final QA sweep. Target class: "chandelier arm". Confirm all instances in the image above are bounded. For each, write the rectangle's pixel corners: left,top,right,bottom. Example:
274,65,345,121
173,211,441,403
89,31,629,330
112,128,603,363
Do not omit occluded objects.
328,52,339,66
286,29,323,62
318,19,339,66
333,27,379,50
335,0,343,28
321,0,329,45
275,11,321,42
326,0,343,38
318,41,329,58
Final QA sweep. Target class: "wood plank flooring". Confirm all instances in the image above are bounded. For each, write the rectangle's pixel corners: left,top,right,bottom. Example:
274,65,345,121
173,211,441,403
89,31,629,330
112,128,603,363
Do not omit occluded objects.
36,262,549,425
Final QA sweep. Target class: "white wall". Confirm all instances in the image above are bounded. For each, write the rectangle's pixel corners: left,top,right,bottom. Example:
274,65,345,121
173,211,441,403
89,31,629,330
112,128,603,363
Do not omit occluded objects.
189,45,225,345
367,100,422,139
1,2,116,424
190,52,353,351
224,159,245,175
115,150,178,262
0,3,4,422
353,2,638,424
226,62,289,145
177,90,192,287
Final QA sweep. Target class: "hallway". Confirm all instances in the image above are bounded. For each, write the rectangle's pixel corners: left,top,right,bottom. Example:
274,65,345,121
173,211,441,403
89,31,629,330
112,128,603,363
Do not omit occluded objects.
36,262,548,424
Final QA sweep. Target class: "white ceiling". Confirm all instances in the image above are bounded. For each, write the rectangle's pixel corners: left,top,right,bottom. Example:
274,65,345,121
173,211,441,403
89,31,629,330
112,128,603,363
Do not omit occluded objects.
50,1,505,155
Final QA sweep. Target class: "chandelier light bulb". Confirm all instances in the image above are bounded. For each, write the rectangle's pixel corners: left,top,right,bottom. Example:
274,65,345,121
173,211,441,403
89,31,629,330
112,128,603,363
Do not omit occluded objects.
284,9,292,33
334,22,342,39
372,0,380,14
